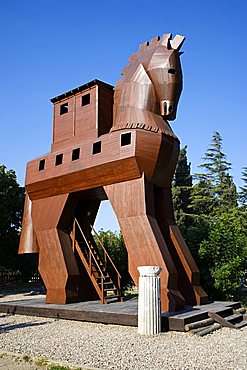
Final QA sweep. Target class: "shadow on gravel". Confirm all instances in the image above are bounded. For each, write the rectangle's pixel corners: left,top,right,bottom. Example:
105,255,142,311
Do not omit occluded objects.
0,320,51,333
0,282,45,297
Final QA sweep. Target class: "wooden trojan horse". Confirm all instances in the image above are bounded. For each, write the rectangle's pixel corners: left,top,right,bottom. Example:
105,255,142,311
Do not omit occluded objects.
19,34,207,312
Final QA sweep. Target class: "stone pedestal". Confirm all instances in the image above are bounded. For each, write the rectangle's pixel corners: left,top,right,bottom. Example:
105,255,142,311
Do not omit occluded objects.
137,266,162,335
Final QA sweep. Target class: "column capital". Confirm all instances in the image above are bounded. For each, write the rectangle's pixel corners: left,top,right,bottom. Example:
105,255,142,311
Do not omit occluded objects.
137,266,162,277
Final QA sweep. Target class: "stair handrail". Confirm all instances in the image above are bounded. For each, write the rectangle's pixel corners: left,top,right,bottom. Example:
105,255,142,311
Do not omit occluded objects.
74,218,105,282
87,220,122,291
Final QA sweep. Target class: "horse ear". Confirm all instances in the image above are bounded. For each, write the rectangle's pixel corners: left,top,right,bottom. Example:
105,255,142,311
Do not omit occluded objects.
170,35,185,51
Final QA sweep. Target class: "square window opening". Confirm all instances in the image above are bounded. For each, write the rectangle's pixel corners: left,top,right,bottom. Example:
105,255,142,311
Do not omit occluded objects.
55,153,63,166
121,132,131,146
92,141,101,155
72,148,80,161
60,102,68,115
39,159,45,171
82,93,90,106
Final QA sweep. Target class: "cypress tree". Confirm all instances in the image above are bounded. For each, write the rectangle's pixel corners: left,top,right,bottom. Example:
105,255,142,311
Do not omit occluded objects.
172,146,193,234
239,167,247,207
190,131,237,217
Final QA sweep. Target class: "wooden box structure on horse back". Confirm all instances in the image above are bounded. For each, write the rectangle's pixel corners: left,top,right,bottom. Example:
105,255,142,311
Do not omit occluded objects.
19,34,208,312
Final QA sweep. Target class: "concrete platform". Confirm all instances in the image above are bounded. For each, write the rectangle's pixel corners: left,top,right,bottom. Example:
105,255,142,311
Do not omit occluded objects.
0,297,241,332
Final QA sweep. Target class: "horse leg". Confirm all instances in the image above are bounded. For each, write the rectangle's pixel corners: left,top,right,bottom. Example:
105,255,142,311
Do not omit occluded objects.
154,186,208,305
19,194,39,254
31,193,80,304
104,174,184,312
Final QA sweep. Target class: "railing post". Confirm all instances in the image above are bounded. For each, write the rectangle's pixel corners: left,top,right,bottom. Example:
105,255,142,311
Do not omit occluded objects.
101,275,104,303
72,219,75,253
89,252,92,275
118,275,121,294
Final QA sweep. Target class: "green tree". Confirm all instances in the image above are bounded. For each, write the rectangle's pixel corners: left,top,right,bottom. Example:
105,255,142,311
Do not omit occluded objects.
95,229,132,289
0,165,25,270
185,132,242,300
191,131,237,217
189,177,215,218
171,146,206,262
172,146,193,234
239,167,247,207
198,208,247,299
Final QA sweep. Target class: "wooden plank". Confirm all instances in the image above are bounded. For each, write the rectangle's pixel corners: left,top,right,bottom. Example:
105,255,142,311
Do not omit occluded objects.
233,307,246,315
167,302,242,331
1,300,244,332
235,321,247,329
208,312,236,329
184,317,214,331
0,300,138,327
197,323,221,336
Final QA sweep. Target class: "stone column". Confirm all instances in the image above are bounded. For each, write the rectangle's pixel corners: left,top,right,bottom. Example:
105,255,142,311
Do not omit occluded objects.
137,266,162,335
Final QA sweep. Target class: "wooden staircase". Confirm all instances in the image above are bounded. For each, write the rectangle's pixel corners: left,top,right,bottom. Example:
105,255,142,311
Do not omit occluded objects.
72,218,123,304
166,301,247,334
183,306,247,336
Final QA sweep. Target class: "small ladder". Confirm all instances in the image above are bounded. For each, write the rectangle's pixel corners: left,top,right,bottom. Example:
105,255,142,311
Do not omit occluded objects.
72,217,123,304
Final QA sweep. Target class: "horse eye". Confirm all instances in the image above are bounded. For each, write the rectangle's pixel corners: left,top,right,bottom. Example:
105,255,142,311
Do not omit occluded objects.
168,68,176,74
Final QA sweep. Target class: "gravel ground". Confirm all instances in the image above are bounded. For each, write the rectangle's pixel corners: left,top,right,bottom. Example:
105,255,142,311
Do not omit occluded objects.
0,309,246,370
0,291,247,370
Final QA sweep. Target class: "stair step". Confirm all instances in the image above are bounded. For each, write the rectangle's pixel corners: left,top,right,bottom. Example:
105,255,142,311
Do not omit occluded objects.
235,321,247,329
98,283,114,288
92,266,106,272
234,307,246,315
223,313,243,325
96,279,111,283
210,307,234,318
73,223,122,305
105,294,121,300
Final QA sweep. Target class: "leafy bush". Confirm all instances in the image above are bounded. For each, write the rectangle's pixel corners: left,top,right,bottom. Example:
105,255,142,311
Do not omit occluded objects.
198,209,247,300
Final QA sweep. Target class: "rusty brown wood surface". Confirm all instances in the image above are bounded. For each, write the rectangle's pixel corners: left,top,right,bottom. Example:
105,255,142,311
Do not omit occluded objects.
19,35,208,311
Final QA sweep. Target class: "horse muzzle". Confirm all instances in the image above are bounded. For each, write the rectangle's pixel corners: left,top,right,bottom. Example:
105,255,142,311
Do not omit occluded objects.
160,100,177,119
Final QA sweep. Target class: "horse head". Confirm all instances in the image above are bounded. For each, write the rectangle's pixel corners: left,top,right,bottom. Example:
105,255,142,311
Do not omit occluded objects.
113,34,185,129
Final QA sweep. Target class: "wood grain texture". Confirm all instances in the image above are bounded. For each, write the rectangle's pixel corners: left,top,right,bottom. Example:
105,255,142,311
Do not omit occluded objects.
105,175,184,312
19,194,39,254
51,81,113,152
19,35,207,310
32,194,80,304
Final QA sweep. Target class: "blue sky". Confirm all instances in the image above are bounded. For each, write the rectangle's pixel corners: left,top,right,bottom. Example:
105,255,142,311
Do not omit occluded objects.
0,0,246,231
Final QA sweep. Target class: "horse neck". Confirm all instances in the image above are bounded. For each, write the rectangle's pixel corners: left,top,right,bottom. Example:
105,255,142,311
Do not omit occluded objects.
112,81,174,135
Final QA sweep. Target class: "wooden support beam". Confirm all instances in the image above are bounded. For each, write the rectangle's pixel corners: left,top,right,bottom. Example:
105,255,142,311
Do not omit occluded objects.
208,312,236,329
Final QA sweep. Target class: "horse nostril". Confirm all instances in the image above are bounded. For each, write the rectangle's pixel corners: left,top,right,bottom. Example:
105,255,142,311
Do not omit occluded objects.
168,105,173,112
163,102,167,114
